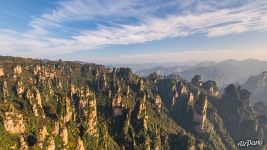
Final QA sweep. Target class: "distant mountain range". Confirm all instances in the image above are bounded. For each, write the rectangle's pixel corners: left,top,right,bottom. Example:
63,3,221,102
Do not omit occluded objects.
135,66,191,76
106,61,200,72
136,59,267,87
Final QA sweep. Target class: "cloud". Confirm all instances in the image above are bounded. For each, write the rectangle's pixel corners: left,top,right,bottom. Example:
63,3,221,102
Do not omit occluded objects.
0,0,266,59
73,1,267,46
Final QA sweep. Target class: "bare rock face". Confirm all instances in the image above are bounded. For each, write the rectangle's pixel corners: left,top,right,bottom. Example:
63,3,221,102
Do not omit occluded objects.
19,136,28,150
191,75,203,87
171,96,176,108
143,114,148,131
102,74,107,87
193,95,208,133
79,88,90,116
0,67,4,76
63,96,73,123
126,85,130,97
86,94,98,137
15,80,24,96
153,129,163,150
208,86,219,97
60,125,68,146
138,79,145,92
52,122,60,135
216,85,259,142
70,85,98,137
38,126,48,141
177,81,187,95
58,80,63,89
47,137,56,150
70,84,77,96
26,90,40,117
33,65,41,75
1,81,9,100
243,71,267,103
137,95,146,120
154,95,162,112
112,95,122,107
76,137,85,150
47,79,54,95
188,92,194,103
4,107,25,134
112,95,123,116
37,126,49,148
133,95,150,148
33,88,42,106
137,95,148,131
203,81,219,97
14,65,22,75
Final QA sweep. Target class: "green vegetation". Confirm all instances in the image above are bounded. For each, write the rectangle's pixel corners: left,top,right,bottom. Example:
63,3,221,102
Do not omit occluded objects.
0,56,265,149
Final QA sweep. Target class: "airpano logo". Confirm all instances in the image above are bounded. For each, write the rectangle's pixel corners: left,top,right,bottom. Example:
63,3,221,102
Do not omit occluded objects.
237,140,263,147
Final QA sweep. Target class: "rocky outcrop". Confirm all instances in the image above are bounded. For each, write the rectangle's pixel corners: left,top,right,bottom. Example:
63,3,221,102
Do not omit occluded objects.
137,95,148,131
14,65,22,75
15,80,24,96
0,67,4,76
37,126,48,148
86,94,98,137
243,71,267,103
154,95,162,112
52,122,60,135
191,75,202,87
203,80,219,97
193,94,208,133
47,80,54,95
26,90,40,117
4,107,25,134
19,136,28,150
70,84,77,96
69,85,98,137
76,137,85,150
60,125,68,146
1,81,9,100
47,137,56,150
214,85,260,142
33,88,42,106
33,65,41,75
138,79,145,92
188,92,194,103
177,81,187,95
63,96,73,123
112,95,123,116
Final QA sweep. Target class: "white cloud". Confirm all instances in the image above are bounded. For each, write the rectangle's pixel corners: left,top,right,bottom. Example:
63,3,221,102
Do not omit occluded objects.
73,1,267,46
0,0,266,60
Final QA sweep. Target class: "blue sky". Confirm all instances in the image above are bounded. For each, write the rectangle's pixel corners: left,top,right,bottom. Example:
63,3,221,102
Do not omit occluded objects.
0,0,267,64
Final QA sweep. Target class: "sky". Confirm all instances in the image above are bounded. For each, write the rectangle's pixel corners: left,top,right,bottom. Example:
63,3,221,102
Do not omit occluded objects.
0,0,267,64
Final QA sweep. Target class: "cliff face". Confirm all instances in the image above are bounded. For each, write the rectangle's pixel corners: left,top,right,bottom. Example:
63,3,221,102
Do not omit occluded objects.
3,106,25,134
243,71,267,103
155,73,265,149
212,85,262,141
0,56,266,150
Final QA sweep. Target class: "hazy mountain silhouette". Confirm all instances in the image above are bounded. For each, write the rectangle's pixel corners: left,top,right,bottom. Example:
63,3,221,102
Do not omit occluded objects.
136,59,267,87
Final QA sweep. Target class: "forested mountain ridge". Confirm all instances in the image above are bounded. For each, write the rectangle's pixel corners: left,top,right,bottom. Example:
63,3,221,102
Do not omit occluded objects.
0,56,265,150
